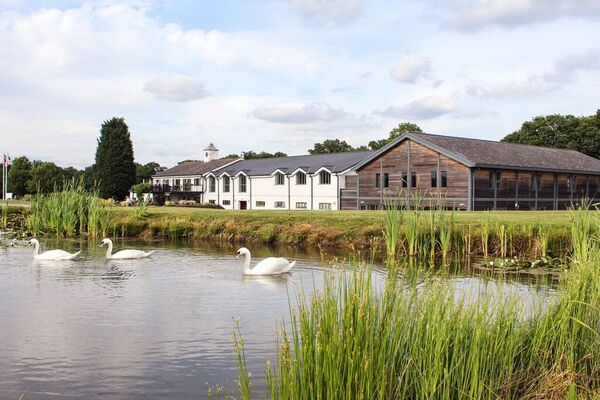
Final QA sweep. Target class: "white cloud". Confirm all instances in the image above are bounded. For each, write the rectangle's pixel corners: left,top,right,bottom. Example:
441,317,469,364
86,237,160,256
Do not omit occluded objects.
470,47,600,98
376,97,456,120
449,0,600,31
253,102,349,124
390,56,431,83
144,75,208,102
288,0,364,28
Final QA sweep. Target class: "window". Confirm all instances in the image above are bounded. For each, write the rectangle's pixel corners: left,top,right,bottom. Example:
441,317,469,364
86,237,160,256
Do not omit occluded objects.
238,175,247,192
222,200,231,205
255,201,265,207
410,172,417,188
401,172,408,188
274,201,285,208
531,174,540,191
275,172,285,185
431,171,437,188
567,176,576,190
319,170,331,184
441,171,448,188
174,179,181,190
183,179,192,191
208,200,216,205
319,203,332,210
377,173,389,188
296,172,307,185
222,176,230,192
296,202,307,209
163,179,169,186
489,171,501,189
193,178,200,186
209,176,216,192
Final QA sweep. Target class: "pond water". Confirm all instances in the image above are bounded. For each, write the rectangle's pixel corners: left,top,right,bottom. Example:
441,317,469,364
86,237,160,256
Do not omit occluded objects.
0,240,557,399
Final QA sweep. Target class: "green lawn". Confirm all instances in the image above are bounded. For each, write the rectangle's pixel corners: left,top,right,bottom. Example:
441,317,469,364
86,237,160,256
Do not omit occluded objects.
118,205,578,226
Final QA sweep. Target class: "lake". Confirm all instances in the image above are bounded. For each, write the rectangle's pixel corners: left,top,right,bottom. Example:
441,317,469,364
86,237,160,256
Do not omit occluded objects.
0,239,557,399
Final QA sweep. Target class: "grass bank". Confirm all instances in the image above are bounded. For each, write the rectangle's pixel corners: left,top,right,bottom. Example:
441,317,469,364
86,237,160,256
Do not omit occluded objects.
108,206,577,259
226,208,600,399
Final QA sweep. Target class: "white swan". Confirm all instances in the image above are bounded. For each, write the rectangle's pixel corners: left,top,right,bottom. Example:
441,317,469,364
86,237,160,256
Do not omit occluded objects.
29,239,81,260
236,247,296,275
100,238,155,259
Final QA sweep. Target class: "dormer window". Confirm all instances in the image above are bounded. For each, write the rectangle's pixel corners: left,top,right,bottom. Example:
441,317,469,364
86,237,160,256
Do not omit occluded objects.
275,172,285,185
296,172,307,185
319,170,331,185
222,176,230,192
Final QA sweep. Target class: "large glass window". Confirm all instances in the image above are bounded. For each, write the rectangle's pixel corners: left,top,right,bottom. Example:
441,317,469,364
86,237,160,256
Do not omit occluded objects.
410,172,417,188
296,172,307,185
222,176,230,192
238,175,247,192
319,170,331,185
275,172,285,185
376,173,381,188
431,171,437,188
208,176,216,192
489,171,501,189
401,172,408,188
441,171,448,188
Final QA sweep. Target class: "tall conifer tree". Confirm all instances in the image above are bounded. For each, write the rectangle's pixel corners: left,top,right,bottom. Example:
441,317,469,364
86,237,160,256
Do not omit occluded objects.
94,117,136,200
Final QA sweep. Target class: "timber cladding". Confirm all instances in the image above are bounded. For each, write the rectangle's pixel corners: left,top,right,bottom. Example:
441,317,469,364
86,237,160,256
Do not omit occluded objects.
354,139,470,209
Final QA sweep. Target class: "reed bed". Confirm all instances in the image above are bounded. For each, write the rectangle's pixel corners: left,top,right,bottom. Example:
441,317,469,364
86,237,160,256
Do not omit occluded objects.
25,181,112,237
229,206,599,399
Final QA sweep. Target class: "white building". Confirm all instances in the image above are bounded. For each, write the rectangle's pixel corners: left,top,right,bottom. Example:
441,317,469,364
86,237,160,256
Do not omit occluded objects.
152,143,373,210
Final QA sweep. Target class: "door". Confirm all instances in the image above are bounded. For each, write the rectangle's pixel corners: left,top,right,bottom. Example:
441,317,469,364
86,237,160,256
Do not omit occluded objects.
239,201,247,210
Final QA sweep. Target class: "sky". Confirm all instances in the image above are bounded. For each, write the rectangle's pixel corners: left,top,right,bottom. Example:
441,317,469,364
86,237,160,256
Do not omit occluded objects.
0,0,599,169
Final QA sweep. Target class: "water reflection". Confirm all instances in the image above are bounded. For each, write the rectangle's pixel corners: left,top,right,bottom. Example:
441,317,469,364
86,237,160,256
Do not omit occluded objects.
0,239,558,399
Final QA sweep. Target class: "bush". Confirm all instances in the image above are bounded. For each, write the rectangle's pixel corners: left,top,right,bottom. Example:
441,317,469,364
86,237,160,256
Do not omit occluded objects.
164,201,174,206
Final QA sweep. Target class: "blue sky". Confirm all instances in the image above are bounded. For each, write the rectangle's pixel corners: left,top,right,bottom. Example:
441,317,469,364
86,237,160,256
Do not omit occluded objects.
1,0,599,168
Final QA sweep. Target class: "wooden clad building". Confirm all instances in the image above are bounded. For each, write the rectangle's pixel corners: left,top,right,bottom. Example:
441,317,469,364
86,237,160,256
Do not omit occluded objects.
344,132,600,211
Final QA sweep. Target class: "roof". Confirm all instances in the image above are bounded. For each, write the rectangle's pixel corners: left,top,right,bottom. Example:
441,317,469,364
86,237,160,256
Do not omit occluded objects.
215,151,374,177
153,158,236,178
204,143,219,151
354,132,600,175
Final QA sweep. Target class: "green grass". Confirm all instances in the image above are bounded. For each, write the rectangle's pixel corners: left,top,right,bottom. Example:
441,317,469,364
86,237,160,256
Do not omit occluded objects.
229,206,600,399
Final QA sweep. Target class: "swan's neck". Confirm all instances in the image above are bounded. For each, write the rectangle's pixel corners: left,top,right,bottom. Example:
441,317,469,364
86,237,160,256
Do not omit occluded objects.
32,241,39,256
243,252,252,274
105,241,113,258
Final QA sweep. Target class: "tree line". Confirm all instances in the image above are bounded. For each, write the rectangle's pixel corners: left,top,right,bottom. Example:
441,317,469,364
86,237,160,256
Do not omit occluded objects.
4,109,599,200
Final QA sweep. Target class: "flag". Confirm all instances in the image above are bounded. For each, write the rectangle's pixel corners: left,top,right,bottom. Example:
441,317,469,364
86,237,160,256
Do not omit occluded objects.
2,153,6,168
6,153,10,166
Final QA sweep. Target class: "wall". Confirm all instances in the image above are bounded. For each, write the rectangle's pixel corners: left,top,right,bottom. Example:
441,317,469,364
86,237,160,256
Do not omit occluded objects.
350,140,471,210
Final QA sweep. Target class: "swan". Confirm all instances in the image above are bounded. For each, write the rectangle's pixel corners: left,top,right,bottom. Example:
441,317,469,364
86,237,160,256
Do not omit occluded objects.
236,247,296,275
29,239,81,260
100,238,155,259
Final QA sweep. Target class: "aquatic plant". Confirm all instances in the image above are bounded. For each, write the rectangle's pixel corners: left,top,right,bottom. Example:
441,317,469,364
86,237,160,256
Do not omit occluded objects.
231,205,600,399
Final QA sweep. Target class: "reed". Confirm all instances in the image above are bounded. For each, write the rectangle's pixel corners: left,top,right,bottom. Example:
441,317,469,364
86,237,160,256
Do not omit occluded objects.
230,205,600,399
382,197,403,261
25,180,113,237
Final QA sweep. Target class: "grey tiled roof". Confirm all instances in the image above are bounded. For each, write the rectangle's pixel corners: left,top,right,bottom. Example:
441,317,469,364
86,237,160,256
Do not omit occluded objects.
355,132,600,174
214,151,374,177
204,143,218,151
154,158,236,178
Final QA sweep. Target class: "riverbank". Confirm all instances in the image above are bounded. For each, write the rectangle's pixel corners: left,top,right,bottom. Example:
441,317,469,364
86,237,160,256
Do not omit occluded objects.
7,203,584,258
107,207,576,258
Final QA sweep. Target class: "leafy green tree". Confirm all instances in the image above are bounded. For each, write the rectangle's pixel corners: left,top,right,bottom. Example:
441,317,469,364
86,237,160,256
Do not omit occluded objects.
81,165,97,191
242,151,288,159
7,156,32,197
369,122,423,150
27,161,66,193
94,117,136,200
502,111,600,159
135,162,166,184
308,139,355,154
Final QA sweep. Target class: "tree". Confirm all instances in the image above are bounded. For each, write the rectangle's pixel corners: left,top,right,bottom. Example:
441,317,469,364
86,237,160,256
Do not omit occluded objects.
94,117,136,200
368,122,423,150
27,161,66,193
308,139,355,154
7,156,32,197
135,162,166,184
242,151,288,159
502,111,600,159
